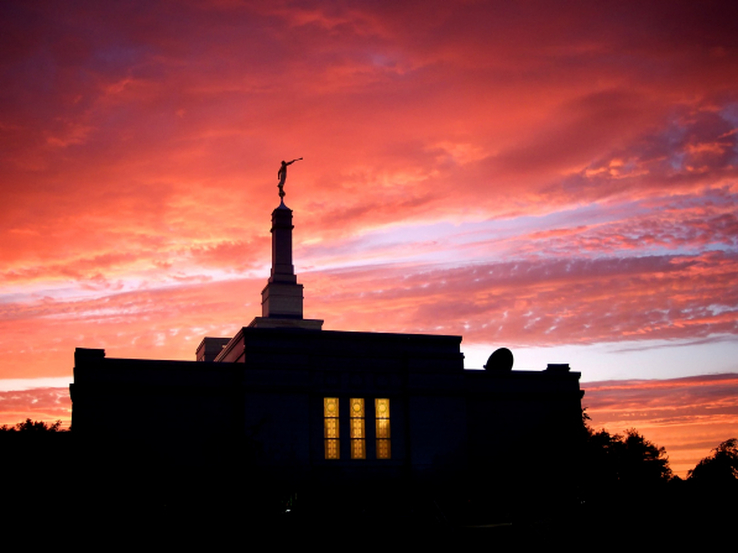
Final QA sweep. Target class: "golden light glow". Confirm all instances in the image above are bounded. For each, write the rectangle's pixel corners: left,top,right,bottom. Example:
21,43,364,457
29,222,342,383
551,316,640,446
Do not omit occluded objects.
324,397,340,459
375,398,391,459
323,397,394,461
350,397,366,459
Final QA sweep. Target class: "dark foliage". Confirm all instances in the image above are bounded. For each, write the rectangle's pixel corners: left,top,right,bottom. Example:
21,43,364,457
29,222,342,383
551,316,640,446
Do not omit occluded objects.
0,418,65,432
688,438,738,484
576,411,738,543
582,424,672,491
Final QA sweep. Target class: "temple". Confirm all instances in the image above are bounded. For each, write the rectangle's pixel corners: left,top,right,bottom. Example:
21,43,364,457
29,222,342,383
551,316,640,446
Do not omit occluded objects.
70,187,584,524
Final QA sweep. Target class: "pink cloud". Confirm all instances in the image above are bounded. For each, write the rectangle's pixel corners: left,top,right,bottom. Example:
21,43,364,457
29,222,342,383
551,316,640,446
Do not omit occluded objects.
303,248,738,348
0,387,71,428
0,1,736,398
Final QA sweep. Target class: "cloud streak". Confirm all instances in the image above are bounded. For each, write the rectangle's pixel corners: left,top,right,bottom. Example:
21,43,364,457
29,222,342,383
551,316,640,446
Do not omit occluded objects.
0,2,736,400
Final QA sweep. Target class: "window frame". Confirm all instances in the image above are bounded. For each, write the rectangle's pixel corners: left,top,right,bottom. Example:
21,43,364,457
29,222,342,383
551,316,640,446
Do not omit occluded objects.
321,396,392,461
323,397,340,460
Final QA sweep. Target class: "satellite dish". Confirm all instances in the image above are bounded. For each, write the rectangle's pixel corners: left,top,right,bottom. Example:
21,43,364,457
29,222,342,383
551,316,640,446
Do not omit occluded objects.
484,347,514,371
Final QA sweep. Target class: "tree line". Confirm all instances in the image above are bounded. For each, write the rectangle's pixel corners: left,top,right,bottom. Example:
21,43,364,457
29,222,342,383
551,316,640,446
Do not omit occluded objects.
0,418,66,433
580,410,737,488
0,416,735,539
2,416,734,485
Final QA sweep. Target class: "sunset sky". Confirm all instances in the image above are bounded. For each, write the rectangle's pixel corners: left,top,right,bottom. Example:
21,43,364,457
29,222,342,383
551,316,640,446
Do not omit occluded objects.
1,1,737,475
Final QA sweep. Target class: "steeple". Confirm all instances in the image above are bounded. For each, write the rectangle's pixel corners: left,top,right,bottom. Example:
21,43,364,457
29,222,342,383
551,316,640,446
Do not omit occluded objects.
248,169,322,330
260,202,304,319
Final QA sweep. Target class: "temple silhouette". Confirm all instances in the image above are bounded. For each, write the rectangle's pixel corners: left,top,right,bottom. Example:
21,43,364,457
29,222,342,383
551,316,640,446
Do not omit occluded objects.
70,182,584,523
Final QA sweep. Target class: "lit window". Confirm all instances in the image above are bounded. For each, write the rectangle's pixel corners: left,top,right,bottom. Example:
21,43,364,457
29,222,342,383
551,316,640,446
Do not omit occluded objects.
324,397,340,459
323,397,391,461
375,398,391,459
350,398,366,459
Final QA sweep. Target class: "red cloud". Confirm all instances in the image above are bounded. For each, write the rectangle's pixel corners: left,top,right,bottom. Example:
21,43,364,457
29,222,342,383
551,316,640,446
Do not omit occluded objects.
1,2,737,401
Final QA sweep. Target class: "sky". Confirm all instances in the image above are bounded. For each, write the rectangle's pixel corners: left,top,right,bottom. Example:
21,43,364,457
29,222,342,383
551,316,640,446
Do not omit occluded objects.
1,1,737,475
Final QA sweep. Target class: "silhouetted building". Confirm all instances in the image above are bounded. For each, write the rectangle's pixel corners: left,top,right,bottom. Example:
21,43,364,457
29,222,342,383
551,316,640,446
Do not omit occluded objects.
70,198,583,523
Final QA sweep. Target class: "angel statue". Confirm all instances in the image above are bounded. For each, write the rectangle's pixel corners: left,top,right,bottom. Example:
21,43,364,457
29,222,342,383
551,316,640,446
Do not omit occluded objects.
277,157,303,198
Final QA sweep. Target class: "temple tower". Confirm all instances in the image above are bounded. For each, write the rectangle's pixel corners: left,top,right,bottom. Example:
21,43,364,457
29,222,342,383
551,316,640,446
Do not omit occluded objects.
249,200,323,330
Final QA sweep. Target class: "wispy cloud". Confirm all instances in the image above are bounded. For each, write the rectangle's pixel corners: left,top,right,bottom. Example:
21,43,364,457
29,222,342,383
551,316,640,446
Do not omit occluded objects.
0,1,736,393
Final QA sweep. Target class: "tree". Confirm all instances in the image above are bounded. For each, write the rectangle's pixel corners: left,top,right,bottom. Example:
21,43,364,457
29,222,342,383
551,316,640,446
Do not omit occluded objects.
581,423,672,498
618,428,672,483
0,418,65,432
688,438,738,485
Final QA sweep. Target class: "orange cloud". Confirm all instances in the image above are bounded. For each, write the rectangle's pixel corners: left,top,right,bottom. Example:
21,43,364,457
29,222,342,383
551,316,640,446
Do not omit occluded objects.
584,373,738,477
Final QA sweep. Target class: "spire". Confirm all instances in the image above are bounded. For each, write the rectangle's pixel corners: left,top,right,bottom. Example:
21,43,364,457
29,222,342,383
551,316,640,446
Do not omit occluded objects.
260,202,302,319
248,199,322,330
